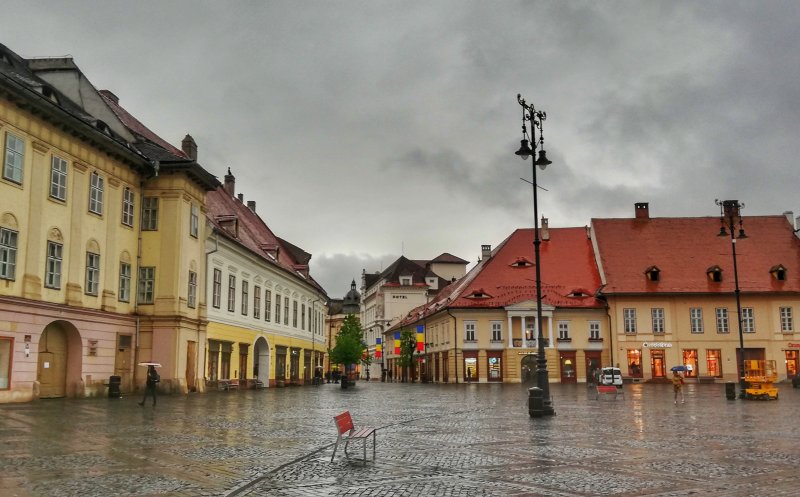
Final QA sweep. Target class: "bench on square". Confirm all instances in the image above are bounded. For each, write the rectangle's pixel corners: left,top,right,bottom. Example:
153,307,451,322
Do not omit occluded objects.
596,384,624,400
218,379,239,391
331,411,376,464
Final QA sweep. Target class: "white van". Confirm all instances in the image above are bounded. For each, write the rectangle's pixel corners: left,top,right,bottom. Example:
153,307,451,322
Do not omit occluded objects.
600,367,623,386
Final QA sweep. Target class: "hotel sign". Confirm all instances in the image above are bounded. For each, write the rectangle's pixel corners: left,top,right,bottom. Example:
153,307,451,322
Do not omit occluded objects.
787,343,800,349
642,342,673,348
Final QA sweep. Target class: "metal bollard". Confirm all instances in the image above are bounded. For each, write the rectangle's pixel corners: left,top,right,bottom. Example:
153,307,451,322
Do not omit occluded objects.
725,382,736,400
528,387,543,418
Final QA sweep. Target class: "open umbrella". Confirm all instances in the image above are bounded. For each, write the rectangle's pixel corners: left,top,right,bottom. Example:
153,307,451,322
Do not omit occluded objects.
138,362,162,368
670,365,687,372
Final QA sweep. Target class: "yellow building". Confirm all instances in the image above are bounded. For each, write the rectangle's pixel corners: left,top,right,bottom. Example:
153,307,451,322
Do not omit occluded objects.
204,170,328,389
0,45,151,402
592,202,800,383
387,227,609,384
0,44,220,402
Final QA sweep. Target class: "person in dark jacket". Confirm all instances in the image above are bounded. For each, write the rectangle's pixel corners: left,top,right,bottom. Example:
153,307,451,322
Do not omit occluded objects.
139,365,159,407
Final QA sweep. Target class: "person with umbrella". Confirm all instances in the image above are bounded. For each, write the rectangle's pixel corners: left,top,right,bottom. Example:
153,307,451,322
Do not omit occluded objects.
671,368,685,404
138,364,160,407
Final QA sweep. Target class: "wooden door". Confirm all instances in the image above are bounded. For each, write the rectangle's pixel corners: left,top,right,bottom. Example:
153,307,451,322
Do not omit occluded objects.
37,326,67,398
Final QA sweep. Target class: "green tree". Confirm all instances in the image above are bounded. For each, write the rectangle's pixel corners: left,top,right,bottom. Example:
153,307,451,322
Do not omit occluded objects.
396,329,418,382
329,314,366,379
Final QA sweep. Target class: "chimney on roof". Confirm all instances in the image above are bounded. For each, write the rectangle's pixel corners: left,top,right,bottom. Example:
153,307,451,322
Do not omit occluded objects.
99,89,119,104
635,202,650,219
181,134,197,160
541,217,550,241
481,244,491,260
224,168,235,197
237,193,243,203
247,200,256,213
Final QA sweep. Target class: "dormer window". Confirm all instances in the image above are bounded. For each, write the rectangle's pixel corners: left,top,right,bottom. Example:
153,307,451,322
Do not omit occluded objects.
770,265,787,281
399,276,412,286
645,266,660,282
707,266,723,282
216,214,238,237
510,257,533,268
259,243,279,260
466,288,492,299
41,85,59,104
567,288,590,298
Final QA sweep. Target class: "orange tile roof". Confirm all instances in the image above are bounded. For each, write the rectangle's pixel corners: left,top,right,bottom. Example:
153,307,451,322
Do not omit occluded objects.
448,227,604,309
592,215,800,294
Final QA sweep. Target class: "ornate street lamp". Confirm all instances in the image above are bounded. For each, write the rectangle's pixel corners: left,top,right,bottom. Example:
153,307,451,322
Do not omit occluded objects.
716,199,747,398
516,94,555,417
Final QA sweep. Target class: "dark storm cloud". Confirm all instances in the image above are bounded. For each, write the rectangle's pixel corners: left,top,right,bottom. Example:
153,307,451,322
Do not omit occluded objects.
4,0,800,295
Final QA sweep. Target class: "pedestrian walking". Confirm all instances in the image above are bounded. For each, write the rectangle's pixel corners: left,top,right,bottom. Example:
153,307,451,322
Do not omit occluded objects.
139,365,159,407
671,370,685,404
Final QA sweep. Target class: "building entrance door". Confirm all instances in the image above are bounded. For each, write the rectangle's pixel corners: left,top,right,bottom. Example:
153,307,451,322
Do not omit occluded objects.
585,351,601,383
650,349,666,378
560,351,577,383
37,325,67,398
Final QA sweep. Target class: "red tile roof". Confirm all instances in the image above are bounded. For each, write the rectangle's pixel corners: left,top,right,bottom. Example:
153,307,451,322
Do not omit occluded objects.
99,90,187,159
446,227,604,309
592,215,800,294
206,187,326,294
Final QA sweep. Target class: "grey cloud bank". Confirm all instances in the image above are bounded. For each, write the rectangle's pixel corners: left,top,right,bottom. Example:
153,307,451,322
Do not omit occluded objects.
5,1,799,296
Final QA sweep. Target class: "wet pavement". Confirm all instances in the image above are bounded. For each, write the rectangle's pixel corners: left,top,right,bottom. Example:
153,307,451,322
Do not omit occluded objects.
1,381,798,497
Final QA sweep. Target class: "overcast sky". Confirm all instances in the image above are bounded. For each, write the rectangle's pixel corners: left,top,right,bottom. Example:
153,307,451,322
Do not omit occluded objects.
5,1,799,297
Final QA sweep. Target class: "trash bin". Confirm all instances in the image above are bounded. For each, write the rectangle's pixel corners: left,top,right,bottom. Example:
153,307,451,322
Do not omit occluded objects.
108,375,122,398
725,382,736,400
528,386,543,417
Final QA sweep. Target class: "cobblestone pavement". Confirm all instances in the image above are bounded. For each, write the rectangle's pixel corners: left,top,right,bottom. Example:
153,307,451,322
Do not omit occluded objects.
1,381,798,497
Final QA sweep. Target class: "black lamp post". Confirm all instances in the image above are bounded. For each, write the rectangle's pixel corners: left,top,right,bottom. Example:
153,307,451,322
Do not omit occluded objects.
716,199,747,398
515,94,555,416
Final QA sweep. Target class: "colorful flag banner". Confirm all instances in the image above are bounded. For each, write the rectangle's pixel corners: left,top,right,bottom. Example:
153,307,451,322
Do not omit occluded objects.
394,331,401,355
375,338,382,358
416,325,425,352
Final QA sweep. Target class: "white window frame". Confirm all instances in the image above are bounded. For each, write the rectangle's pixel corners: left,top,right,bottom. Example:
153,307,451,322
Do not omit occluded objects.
464,321,476,342
50,155,68,201
265,290,272,322
188,270,197,309
284,296,289,325
651,308,665,334
85,252,100,296
212,268,221,308
275,293,282,323
118,262,131,302
742,307,755,333
690,308,703,333
623,308,637,334
45,241,63,289
3,132,24,184
227,275,236,312
190,204,199,238
89,172,104,215
780,307,793,333
0,227,18,280
558,321,570,340
137,267,155,304
141,197,158,230
491,321,502,341
715,307,729,334
122,187,135,227
254,286,261,320
589,321,601,340
241,280,249,315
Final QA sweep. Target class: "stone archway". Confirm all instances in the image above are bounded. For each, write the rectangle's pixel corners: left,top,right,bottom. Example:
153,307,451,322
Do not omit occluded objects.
254,336,270,387
37,320,81,398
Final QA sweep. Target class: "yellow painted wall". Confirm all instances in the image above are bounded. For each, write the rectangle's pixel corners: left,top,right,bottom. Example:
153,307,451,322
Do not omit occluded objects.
1,101,140,312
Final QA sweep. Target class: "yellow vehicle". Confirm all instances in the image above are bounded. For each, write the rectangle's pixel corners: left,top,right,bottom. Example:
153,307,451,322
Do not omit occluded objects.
743,360,779,400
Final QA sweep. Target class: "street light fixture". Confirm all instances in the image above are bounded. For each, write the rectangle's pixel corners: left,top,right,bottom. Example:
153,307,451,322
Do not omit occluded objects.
716,199,747,398
516,93,555,417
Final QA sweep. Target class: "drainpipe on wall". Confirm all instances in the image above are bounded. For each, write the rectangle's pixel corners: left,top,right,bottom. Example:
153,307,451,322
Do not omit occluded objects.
447,308,458,384
203,231,219,391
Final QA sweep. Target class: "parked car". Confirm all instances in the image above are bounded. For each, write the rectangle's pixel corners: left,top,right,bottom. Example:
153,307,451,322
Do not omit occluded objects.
600,367,623,386
792,374,800,388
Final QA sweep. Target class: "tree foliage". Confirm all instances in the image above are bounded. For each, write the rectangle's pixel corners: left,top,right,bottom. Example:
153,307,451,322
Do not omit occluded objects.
329,314,366,370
